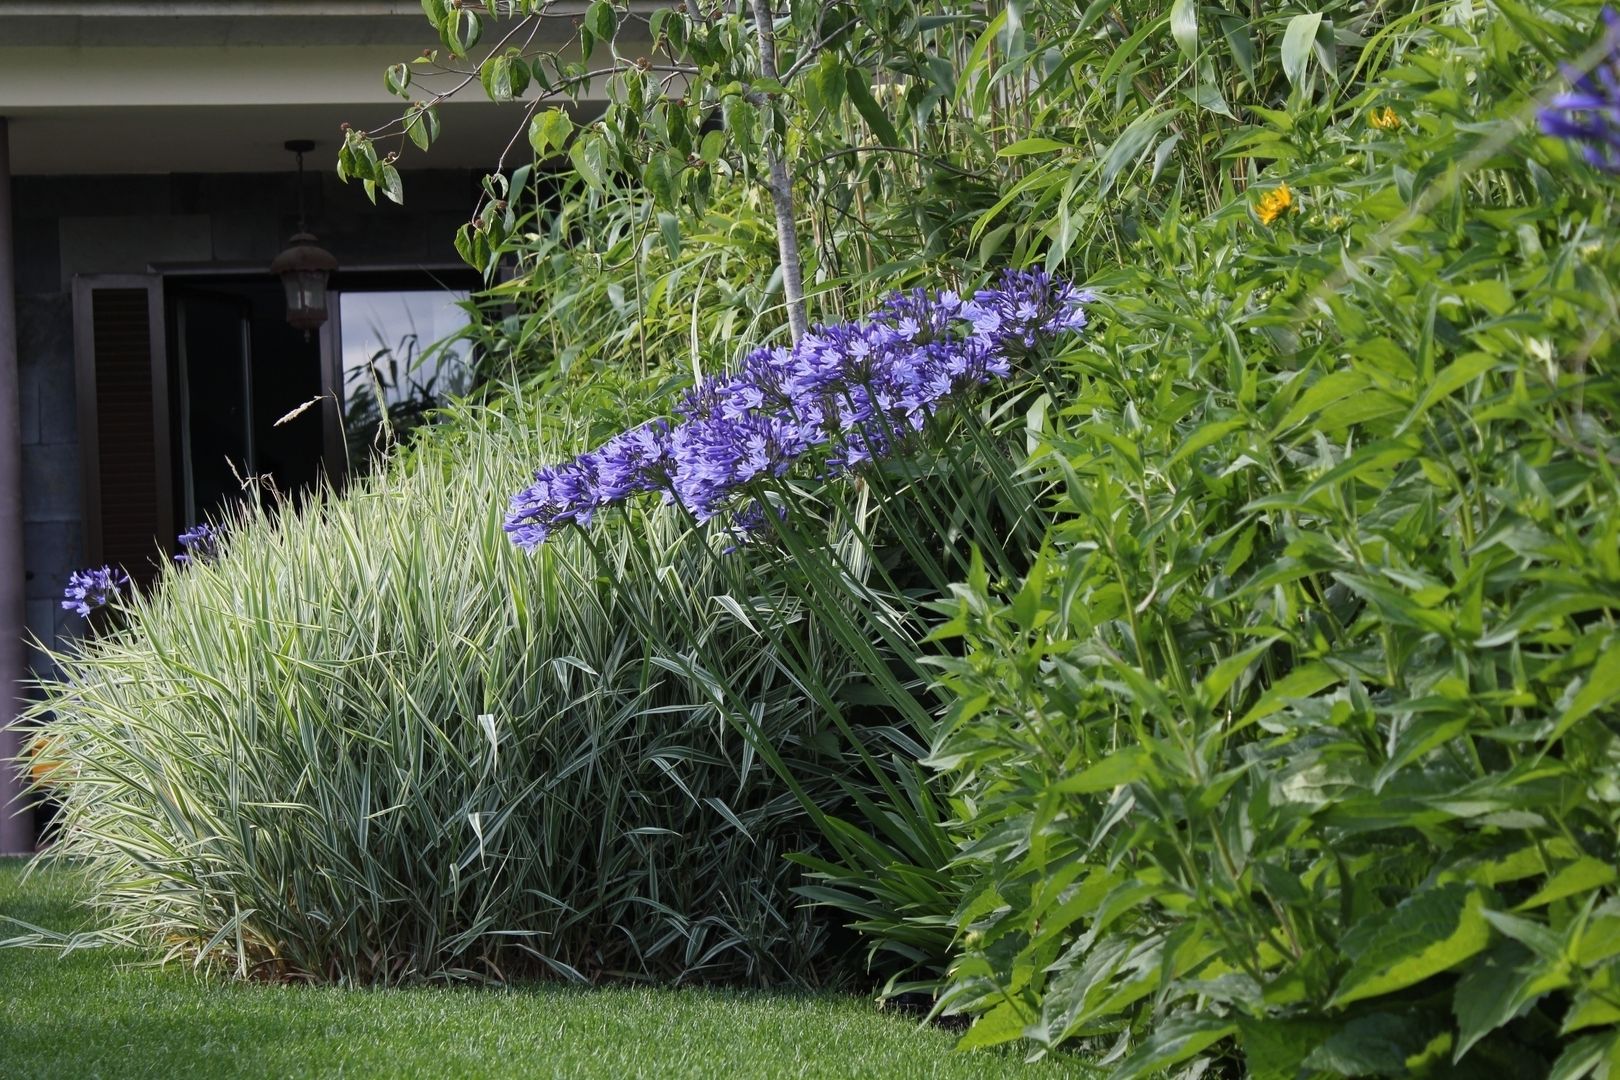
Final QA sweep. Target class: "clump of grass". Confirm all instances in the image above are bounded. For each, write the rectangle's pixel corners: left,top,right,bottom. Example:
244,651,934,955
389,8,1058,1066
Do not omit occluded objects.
17,397,858,986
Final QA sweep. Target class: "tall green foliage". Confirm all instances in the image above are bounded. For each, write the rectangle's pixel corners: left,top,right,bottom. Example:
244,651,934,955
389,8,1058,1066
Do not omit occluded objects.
925,3,1620,1074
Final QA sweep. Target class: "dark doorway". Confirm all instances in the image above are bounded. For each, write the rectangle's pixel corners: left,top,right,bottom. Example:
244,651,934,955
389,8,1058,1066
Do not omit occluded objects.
167,277,327,528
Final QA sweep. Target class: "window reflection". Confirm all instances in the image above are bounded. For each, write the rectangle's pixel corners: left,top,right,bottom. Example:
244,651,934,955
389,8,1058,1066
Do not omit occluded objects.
338,289,472,466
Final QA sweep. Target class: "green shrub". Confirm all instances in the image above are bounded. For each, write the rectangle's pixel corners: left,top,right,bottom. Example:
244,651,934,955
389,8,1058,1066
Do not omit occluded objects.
927,3,1620,1075
19,395,866,986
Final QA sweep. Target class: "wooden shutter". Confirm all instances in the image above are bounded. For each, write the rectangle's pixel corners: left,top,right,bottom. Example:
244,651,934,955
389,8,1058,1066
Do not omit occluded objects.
72,276,173,584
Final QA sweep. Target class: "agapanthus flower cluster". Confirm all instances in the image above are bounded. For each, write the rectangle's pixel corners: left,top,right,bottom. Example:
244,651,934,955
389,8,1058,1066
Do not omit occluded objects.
174,523,221,566
61,565,130,617
506,271,1093,549
1539,7,1620,172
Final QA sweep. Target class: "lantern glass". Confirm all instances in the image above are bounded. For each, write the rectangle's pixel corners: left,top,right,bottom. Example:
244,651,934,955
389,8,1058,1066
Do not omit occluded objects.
279,268,330,330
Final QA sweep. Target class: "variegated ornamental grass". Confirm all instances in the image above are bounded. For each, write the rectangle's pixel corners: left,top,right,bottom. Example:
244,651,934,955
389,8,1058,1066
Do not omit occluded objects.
20,396,863,986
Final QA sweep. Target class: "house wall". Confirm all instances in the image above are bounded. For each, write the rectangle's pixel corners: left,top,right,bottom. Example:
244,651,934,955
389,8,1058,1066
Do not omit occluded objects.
11,167,481,672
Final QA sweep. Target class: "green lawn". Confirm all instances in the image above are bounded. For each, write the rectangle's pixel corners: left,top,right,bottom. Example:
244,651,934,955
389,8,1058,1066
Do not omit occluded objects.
0,858,1080,1079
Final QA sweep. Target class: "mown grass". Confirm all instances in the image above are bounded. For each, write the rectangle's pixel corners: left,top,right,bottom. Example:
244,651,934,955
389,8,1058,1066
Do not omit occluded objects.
0,859,1084,1079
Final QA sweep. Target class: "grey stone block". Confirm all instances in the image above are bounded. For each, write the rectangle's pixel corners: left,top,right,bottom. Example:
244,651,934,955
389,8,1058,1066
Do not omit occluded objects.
16,293,72,364
31,350,77,446
16,363,39,446
23,521,83,601
21,443,81,523
24,599,64,671
16,293,75,447
211,214,284,264
58,214,211,285
12,213,60,296
15,175,172,220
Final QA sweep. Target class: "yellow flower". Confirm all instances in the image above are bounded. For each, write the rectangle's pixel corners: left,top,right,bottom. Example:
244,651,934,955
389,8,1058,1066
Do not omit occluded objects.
1369,106,1402,131
1255,182,1294,226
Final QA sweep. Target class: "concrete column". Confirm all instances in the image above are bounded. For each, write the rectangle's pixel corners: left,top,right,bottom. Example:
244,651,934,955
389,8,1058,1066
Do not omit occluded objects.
0,117,31,855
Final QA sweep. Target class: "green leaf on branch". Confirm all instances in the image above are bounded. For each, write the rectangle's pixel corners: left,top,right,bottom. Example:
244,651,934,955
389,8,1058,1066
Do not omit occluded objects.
1302,1013,1436,1077
725,97,759,163
385,63,411,97
643,151,683,210
805,54,845,118
1100,107,1177,194
585,0,615,43
568,137,607,190
529,108,574,156
699,129,725,164
378,163,404,205
442,6,483,57
405,104,440,152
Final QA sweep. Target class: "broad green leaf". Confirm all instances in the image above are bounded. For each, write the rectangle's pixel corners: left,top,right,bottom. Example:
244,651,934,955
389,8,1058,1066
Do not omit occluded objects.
1304,1012,1432,1077
957,1000,1028,1049
385,62,410,97
1564,987,1620,1035
1199,638,1279,706
529,108,574,156
997,138,1073,157
585,0,615,42
643,151,683,209
1281,13,1324,87
1332,886,1492,1007
1454,942,1568,1061
1114,1014,1237,1080
1548,1031,1613,1080
1517,858,1618,911
568,138,605,190
1167,418,1247,469
1234,662,1340,731
1481,910,1565,960
1405,351,1496,428
845,68,900,146
1170,0,1198,58
1100,107,1177,194
1271,369,1371,435
1053,746,1148,794
404,104,439,152
1237,1015,1337,1080
1548,635,1620,745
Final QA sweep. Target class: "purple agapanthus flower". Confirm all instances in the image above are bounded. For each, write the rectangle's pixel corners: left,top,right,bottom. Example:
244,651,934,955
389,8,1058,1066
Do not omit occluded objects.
722,499,789,554
1539,7,1620,172
174,523,220,566
62,566,130,617
504,274,1092,549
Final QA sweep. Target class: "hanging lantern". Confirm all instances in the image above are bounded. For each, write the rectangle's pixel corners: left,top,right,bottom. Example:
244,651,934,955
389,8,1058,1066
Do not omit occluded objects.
271,233,337,331
271,140,337,334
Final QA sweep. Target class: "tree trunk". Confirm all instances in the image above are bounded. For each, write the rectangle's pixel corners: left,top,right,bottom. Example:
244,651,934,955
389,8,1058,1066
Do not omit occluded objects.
748,0,808,343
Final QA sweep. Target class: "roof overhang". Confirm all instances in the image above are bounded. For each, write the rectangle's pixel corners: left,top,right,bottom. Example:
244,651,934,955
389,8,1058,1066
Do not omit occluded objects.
0,4,645,175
